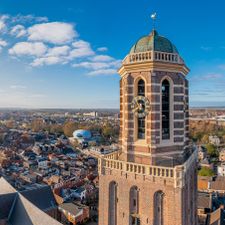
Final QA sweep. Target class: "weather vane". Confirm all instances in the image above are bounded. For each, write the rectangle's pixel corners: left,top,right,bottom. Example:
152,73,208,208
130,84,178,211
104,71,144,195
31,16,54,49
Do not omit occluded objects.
151,12,157,30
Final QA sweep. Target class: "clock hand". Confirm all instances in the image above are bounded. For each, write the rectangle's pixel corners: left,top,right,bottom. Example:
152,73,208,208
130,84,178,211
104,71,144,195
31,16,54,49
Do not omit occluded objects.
135,100,139,108
133,105,139,111
139,102,144,110
131,99,139,110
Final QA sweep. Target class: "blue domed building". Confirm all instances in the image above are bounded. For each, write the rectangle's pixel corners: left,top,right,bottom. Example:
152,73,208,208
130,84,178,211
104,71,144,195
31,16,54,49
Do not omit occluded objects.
73,129,92,140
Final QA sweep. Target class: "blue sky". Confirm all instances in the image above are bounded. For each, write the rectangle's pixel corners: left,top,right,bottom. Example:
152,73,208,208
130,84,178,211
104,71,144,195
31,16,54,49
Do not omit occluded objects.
0,0,225,108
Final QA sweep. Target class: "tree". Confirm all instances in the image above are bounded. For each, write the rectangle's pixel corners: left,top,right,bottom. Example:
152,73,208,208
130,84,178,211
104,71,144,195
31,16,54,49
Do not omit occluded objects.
222,135,225,144
201,134,209,144
102,123,114,138
198,167,214,177
5,119,15,129
31,118,45,132
205,143,219,158
63,121,78,137
48,124,63,134
189,119,225,143
190,131,204,143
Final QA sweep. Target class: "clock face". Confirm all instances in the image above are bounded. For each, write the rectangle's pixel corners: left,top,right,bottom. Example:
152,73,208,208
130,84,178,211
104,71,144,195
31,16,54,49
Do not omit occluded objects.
131,96,151,118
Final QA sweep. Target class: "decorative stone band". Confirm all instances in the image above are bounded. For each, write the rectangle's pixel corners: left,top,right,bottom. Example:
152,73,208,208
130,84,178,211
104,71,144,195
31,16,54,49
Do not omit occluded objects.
98,147,197,189
123,51,184,65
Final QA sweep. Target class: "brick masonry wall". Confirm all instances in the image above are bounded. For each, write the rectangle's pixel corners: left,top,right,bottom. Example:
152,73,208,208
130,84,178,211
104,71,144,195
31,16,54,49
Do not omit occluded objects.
99,57,197,224
119,70,188,163
99,157,197,225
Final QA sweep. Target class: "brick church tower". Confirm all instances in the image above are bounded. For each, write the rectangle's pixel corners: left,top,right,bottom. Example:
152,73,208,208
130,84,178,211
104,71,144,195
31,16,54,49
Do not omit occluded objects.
98,26,198,225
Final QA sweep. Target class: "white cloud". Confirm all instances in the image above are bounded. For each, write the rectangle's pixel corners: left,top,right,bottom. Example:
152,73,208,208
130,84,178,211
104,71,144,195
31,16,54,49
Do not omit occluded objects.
0,39,7,47
73,62,110,70
11,14,48,23
0,15,9,32
70,40,95,58
72,57,121,75
31,56,65,67
28,94,46,98
91,55,114,62
88,69,117,76
0,39,7,52
10,25,27,37
31,46,71,66
10,85,27,89
0,15,9,21
0,20,5,31
9,42,47,57
28,22,77,44
0,13,119,72
107,60,121,68
47,45,70,57
204,73,224,79
72,40,90,49
97,47,108,52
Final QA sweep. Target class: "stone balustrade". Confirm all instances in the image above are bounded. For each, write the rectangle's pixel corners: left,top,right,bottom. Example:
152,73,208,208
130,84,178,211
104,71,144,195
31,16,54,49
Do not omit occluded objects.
105,158,174,178
99,153,174,179
104,151,119,160
99,148,197,188
123,51,184,65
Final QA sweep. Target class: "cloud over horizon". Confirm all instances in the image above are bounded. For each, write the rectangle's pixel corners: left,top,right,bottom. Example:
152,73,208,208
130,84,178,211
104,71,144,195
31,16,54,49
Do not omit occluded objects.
0,13,120,76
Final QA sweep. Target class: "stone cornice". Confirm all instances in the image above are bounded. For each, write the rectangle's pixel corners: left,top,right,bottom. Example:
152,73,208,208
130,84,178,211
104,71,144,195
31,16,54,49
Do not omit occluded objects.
118,61,190,77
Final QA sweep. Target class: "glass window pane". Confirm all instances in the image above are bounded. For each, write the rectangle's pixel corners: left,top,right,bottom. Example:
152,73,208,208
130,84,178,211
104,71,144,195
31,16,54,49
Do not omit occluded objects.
138,117,145,139
137,79,146,139
138,79,145,96
161,80,170,140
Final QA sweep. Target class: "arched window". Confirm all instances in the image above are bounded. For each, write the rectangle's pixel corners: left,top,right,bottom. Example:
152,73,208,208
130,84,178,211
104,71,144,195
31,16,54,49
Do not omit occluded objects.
161,79,170,140
109,181,117,225
138,79,145,96
129,186,140,225
153,191,164,225
137,79,145,140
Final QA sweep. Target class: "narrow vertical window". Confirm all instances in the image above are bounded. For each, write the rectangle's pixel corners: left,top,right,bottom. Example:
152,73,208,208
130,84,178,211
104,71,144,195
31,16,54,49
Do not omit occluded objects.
154,191,164,225
161,79,170,140
138,118,145,139
138,79,145,96
109,181,117,225
130,186,140,225
137,79,145,139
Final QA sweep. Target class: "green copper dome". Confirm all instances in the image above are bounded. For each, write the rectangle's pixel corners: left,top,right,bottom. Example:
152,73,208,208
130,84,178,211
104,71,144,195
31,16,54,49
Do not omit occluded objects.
130,30,178,54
